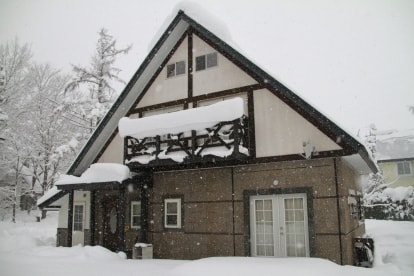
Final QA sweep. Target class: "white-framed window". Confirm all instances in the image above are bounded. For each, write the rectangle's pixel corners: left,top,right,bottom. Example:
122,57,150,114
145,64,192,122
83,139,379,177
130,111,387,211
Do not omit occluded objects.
164,198,182,228
73,204,85,232
195,52,218,71
131,201,141,229
167,60,185,78
397,161,412,175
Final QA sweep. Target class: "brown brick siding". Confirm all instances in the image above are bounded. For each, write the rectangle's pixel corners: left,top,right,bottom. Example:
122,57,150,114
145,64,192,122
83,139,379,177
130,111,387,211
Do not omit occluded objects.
146,157,364,265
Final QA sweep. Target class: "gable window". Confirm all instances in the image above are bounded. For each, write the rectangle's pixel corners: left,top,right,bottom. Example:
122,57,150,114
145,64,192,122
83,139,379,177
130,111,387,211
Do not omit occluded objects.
131,201,141,229
167,60,185,78
195,52,218,71
164,198,181,228
397,161,412,175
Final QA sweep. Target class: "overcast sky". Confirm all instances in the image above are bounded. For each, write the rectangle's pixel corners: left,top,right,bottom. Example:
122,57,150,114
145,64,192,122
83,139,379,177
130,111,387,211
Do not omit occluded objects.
1,0,413,136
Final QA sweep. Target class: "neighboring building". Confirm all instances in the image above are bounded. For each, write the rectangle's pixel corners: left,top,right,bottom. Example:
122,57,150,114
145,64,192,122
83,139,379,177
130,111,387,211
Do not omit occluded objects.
377,129,414,188
38,10,377,266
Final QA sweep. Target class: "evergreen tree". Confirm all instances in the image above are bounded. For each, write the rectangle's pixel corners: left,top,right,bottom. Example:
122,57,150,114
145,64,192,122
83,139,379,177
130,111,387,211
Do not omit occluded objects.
65,28,131,133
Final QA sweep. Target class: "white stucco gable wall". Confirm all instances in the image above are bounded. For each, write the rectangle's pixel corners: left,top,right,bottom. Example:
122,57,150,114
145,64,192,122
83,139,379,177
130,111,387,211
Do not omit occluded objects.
254,89,342,157
192,34,257,95
137,37,188,108
97,133,123,164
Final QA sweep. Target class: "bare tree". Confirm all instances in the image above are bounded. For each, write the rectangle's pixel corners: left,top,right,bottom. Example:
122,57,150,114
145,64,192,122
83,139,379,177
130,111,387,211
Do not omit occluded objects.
23,63,78,193
0,39,32,141
0,39,32,108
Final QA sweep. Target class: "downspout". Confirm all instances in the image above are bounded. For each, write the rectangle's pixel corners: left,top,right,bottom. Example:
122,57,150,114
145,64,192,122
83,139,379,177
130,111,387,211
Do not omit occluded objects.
333,158,343,264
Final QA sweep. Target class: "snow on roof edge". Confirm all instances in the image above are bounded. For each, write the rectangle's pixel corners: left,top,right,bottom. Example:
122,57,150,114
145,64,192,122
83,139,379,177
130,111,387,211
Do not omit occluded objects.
37,186,61,207
56,163,130,185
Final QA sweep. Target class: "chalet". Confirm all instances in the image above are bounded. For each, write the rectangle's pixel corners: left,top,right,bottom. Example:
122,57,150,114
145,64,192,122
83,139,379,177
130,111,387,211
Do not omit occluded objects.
38,10,377,266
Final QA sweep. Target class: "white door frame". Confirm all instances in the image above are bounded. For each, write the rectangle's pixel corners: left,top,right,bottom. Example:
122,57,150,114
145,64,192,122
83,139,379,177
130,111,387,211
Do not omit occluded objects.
250,193,309,257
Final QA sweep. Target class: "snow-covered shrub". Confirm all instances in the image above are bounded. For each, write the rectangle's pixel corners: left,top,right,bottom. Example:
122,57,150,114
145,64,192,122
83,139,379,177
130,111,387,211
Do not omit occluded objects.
364,185,414,221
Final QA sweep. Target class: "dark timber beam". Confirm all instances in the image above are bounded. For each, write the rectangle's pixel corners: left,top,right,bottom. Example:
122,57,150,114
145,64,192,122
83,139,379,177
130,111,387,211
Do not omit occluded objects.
67,190,74,247
118,187,126,251
140,184,149,243
90,191,96,246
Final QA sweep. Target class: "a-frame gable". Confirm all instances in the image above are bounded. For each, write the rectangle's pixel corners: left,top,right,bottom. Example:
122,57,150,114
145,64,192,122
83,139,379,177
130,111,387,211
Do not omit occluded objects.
67,10,377,177
135,32,258,109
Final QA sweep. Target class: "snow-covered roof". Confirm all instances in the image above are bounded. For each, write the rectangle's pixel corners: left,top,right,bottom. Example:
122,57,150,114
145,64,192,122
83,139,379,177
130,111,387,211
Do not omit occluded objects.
377,129,414,161
56,163,130,185
119,97,244,139
36,186,61,207
37,163,130,208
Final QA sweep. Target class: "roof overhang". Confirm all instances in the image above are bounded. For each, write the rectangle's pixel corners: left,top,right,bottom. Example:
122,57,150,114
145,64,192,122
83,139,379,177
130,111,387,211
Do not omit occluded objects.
56,181,123,191
342,148,378,175
378,157,414,163
37,181,124,209
37,189,68,209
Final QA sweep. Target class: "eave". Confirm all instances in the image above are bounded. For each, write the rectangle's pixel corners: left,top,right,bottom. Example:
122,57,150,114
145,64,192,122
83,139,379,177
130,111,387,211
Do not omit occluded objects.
378,157,414,163
37,190,68,209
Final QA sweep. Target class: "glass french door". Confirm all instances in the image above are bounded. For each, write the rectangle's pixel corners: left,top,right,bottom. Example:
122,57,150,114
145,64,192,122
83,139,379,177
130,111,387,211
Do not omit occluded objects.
250,194,309,257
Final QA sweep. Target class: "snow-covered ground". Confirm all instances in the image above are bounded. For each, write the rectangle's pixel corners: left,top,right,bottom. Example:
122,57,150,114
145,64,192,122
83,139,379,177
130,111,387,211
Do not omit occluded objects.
0,211,413,276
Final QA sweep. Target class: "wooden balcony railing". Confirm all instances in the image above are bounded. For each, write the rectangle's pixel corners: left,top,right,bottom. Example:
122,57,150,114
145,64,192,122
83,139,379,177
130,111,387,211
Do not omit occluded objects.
124,115,249,167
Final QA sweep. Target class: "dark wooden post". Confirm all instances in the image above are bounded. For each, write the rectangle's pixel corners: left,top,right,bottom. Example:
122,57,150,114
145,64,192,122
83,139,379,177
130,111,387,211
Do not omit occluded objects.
140,184,148,243
118,186,126,251
155,135,161,163
67,190,74,247
191,130,197,159
89,190,96,246
233,119,241,155
123,137,129,163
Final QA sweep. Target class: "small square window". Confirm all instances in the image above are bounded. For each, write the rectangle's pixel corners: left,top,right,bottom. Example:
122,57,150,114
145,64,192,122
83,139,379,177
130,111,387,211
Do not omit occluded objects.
164,198,182,228
167,61,186,78
131,201,141,229
397,161,412,175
